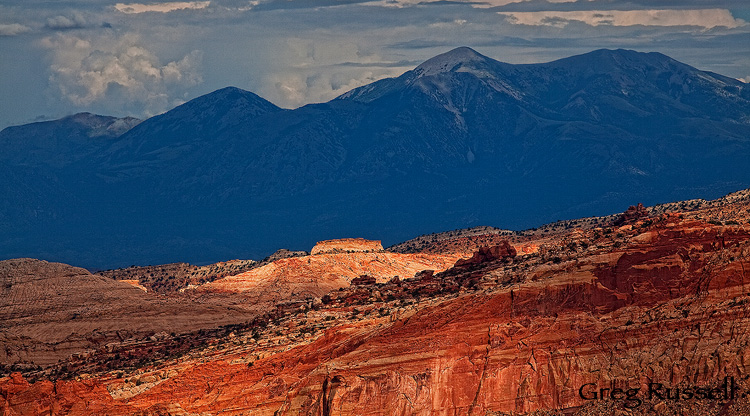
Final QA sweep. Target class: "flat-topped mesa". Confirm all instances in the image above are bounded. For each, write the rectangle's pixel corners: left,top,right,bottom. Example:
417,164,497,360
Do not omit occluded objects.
310,238,384,255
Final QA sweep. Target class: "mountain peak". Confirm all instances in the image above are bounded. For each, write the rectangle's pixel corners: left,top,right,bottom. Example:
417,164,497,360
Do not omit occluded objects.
208,86,251,96
151,86,280,123
414,47,491,77
197,86,273,105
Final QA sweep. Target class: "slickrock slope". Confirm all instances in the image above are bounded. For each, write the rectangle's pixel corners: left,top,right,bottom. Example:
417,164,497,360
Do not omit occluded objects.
200,250,461,304
3,191,750,415
100,251,313,295
0,259,260,368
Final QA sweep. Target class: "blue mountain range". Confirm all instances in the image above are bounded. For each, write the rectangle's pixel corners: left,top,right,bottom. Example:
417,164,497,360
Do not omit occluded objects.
2,47,749,268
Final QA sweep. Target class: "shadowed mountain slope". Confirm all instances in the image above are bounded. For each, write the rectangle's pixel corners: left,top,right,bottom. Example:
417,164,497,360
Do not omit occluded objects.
1,48,749,268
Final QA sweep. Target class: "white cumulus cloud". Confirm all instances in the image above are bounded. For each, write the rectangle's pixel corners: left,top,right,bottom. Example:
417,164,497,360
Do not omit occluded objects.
258,39,409,108
0,23,31,36
500,9,746,29
115,1,211,14
268,70,397,108
41,32,203,116
45,13,88,30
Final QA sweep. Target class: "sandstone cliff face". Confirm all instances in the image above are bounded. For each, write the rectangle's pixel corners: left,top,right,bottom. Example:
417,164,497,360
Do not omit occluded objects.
3,194,750,416
311,238,384,255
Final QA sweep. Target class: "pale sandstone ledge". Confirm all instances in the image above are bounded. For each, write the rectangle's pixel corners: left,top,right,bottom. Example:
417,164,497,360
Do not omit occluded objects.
310,238,384,255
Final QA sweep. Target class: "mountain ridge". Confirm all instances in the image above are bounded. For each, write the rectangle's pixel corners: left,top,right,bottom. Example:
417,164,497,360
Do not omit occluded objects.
2,47,749,268
0,113,141,167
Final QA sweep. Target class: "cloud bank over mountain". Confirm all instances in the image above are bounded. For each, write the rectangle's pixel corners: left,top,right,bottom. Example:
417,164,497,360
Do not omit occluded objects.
41,32,203,116
0,0,748,127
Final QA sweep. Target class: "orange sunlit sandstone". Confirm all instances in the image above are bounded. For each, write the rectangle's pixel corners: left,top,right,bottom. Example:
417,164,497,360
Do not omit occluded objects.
201,248,461,302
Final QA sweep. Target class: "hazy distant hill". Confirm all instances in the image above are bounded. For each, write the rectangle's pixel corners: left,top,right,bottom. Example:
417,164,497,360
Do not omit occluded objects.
2,48,749,268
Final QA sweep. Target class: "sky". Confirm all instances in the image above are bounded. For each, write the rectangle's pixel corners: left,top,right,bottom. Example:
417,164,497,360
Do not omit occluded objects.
1,0,749,129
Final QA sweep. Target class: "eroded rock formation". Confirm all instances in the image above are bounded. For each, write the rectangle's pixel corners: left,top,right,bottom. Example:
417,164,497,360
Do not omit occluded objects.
3,191,750,415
